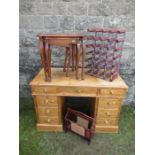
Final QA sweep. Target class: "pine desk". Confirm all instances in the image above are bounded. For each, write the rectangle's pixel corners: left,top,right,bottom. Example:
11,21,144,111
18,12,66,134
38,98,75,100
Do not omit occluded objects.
30,68,128,133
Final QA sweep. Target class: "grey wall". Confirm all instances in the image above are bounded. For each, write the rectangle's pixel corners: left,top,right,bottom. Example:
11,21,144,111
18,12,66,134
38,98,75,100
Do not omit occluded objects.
19,0,135,105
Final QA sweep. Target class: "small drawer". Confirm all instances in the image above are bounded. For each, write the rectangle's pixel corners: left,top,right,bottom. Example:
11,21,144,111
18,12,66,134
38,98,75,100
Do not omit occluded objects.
47,38,79,47
36,96,57,107
57,87,97,96
38,116,59,124
96,118,118,126
32,86,56,94
37,107,58,116
44,87,57,93
98,98,122,109
99,88,126,97
32,87,44,93
97,109,119,118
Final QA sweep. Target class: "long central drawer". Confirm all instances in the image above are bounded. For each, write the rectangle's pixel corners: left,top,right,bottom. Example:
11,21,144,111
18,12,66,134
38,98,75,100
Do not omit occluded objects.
57,87,97,96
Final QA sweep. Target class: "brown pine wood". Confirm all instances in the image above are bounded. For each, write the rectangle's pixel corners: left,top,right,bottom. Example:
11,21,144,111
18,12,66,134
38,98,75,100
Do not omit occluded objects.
30,68,128,133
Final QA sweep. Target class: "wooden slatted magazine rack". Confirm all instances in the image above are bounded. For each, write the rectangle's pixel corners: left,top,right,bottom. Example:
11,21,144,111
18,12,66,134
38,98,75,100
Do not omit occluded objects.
64,108,95,144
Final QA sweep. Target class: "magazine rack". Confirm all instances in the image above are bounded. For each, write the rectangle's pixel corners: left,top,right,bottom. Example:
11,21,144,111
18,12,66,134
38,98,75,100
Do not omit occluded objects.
64,108,95,144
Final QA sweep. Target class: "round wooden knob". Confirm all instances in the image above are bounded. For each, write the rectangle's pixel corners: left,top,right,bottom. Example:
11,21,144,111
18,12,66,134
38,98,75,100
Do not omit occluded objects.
104,120,109,124
44,88,47,92
47,118,51,123
106,112,110,116
72,40,75,43
45,99,48,104
76,89,81,93
110,90,114,95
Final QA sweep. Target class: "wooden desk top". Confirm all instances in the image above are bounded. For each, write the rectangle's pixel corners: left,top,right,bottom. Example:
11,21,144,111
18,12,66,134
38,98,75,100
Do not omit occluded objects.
30,68,128,89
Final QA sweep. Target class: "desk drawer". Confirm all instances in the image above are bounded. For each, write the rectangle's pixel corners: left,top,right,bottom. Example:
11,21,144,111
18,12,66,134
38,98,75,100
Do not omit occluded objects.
47,38,79,47
97,109,119,118
38,116,59,124
96,118,118,126
32,86,56,94
37,107,58,116
99,88,126,97
98,98,122,109
57,87,97,96
36,96,57,107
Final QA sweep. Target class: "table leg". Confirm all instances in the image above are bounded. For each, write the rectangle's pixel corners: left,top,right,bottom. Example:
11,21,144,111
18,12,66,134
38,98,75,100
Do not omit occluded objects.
63,47,69,72
39,39,47,77
48,44,52,80
72,44,75,71
76,44,80,80
45,42,51,81
66,47,72,77
81,44,86,80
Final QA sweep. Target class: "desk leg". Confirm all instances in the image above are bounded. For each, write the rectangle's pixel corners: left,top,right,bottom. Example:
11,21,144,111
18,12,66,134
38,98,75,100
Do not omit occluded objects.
76,44,80,80
81,44,86,80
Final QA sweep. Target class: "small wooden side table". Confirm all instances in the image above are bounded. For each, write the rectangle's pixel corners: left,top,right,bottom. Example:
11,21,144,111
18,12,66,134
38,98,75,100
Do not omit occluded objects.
38,34,86,81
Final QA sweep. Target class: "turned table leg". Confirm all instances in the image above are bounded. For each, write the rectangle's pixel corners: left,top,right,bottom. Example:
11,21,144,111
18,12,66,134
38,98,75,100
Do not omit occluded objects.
45,42,51,81
63,47,69,72
81,44,86,80
66,47,72,77
39,38,49,81
76,44,80,80
48,44,52,80
72,44,75,71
